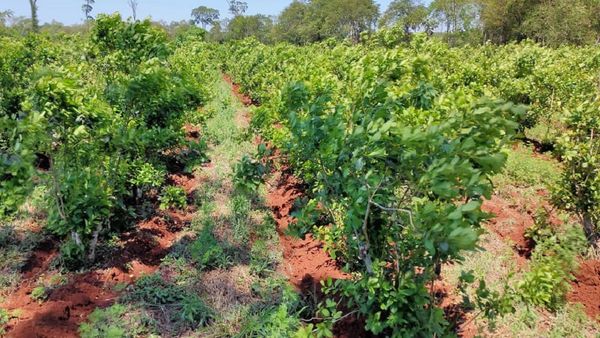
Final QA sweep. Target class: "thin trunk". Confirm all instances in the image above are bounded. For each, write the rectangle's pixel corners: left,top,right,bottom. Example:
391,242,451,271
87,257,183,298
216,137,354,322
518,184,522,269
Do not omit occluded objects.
29,0,38,32
128,0,138,20
87,222,103,261
582,213,599,247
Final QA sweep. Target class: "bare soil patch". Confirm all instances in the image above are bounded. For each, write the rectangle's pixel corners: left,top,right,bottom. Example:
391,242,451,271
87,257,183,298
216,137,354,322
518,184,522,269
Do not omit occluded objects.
568,259,600,321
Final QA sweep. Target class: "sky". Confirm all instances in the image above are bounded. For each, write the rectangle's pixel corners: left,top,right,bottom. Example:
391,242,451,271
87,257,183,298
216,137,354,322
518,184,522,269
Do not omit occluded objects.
2,0,395,25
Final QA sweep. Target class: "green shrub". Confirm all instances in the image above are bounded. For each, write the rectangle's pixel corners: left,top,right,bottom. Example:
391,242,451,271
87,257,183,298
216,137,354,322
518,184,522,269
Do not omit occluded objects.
58,238,86,269
159,186,187,210
0,308,9,336
233,144,272,191
518,221,586,309
30,286,48,302
130,162,166,194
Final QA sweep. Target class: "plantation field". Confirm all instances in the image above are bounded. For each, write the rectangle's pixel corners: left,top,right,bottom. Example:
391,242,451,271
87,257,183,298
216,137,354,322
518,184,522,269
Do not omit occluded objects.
1,15,600,338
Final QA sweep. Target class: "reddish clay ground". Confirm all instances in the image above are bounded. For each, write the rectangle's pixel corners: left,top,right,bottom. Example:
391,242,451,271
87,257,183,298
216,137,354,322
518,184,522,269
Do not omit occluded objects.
482,194,536,265
225,76,362,336
568,260,600,320
223,74,254,107
266,170,349,288
1,127,202,338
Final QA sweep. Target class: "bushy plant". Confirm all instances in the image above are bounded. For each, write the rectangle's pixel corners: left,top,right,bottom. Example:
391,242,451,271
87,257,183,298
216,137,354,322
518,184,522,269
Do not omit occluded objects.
553,101,600,245
223,39,526,336
0,15,212,267
518,222,587,309
233,143,272,190
159,186,187,210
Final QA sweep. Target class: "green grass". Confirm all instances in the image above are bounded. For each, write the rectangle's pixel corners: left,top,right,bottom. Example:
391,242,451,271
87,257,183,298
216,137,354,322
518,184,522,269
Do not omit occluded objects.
494,144,561,190
0,224,42,301
186,75,303,335
79,304,156,338
444,216,599,337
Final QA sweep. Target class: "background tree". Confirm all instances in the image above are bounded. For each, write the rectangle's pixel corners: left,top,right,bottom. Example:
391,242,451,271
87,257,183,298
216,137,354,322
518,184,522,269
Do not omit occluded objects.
477,0,538,43
430,0,481,44
227,0,248,17
315,0,380,42
275,0,317,44
191,6,220,29
127,0,139,20
521,0,595,45
208,21,225,42
0,10,12,36
227,14,273,43
0,10,12,26
477,0,599,45
82,0,95,21
380,0,430,35
28,0,38,32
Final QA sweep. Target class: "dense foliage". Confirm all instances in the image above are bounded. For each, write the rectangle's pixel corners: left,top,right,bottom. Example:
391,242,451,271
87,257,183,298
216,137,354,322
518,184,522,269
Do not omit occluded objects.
0,14,214,263
221,37,600,335
2,7,600,335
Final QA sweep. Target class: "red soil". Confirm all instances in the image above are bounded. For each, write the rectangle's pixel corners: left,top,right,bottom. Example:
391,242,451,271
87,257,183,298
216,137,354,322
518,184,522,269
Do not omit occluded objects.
1,127,204,337
4,272,117,338
223,74,254,107
183,124,201,141
266,170,349,289
482,193,540,265
3,213,188,337
225,71,350,290
19,239,58,280
265,171,369,337
568,260,600,321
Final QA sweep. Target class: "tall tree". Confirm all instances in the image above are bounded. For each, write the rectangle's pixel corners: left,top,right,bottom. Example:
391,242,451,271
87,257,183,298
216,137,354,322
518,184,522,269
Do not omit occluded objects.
227,14,273,43
275,0,379,43
522,0,595,45
312,0,379,42
275,0,316,44
227,0,248,17
478,0,599,45
208,21,225,42
82,0,95,21
28,0,39,32
191,6,220,29
430,0,480,44
127,0,139,20
0,10,12,26
477,0,538,43
380,0,430,34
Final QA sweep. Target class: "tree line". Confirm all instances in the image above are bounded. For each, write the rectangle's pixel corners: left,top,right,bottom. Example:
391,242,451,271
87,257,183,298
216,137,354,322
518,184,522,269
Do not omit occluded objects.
196,0,600,46
3,0,600,46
